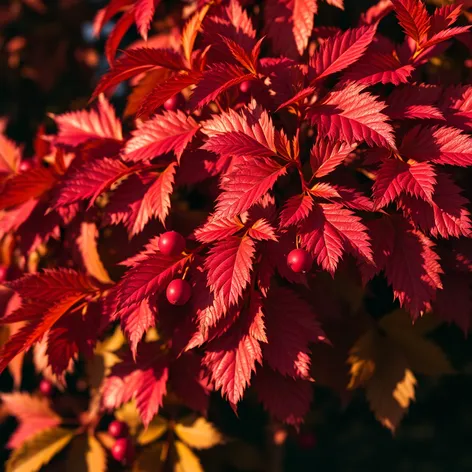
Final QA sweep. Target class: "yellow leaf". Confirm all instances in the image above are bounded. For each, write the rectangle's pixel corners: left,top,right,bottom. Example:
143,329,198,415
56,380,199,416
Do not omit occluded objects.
133,442,166,472
97,325,125,353
115,401,142,436
174,441,203,472
137,416,168,446
86,435,106,472
379,310,454,375
365,339,416,432
6,427,75,472
174,416,224,450
347,330,376,389
66,434,105,472
77,222,112,284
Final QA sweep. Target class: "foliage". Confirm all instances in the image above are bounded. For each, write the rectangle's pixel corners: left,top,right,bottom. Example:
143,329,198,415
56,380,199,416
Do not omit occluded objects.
0,0,471,469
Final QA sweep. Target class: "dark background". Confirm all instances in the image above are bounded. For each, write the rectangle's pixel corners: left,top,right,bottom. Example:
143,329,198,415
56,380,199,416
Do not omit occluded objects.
1,0,472,470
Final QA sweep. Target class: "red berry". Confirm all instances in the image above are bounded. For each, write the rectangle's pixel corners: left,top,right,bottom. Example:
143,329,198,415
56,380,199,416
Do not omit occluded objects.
287,248,312,273
111,438,135,464
18,161,32,172
0,266,7,282
166,279,191,306
239,80,252,93
164,93,184,111
158,231,186,256
108,420,129,439
39,379,54,396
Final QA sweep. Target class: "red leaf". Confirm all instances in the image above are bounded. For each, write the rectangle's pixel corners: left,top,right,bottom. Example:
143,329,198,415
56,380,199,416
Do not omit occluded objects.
373,159,436,208
310,25,377,81
400,126,472,167
220,36,258,73
279,194,314,228
191,63,254,109
53,157,129,209
310,138,356,177
137,73,199,117
386,84,444,120
0,295,86,374
116,251,188,310
124,110,199,163
359,0,394,26
94,48,185,97
254,366,313,425
248,218,278,242
0,167,56,210
202,104,278,159
429,4,462,35
421,25,471,49
205,236,255,308
343,52,415,86
119,298,157,358
194,216,242,243
309,83,396,149
8,269,98,302
134,0,159,41
133,162,176,232
52,95,123,146
203,327,261,405
215,157,287,218
105,7,136,65
300,203,373,274
292,0,318,56
102,343,168,426
263,287,325,379
391,0,430,43
0,133,20,176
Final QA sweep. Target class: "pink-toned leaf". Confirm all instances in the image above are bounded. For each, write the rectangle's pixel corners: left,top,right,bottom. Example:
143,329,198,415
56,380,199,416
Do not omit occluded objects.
205,236,255,308
215,157,287,218
310,25,377,81
105,7,136,65
310,138,356,177
292,0,318,56
124,110,199,163
300,203,373,274
373,159,436,208
194,216,242,243
309,83,396,149
248,218,278,241
134,0,159,41
52,95,123,146
279,193,314,228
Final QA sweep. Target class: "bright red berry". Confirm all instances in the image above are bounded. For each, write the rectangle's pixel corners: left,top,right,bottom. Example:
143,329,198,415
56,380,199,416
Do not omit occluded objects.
108,420,129,439
166,279,191,306
164,93,185,111
111,438,135,464
239,80,252,93
18,161,32,172
158,231,186,256
287,248,312,273
39,379,54,396
0,266,7,282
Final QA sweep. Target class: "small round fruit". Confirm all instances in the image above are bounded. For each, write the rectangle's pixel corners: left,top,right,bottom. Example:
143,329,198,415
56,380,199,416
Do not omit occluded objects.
18,161,32,172
158,231,186,256
39,379,54,396
108,420,129,439
287,248,312,273
111,438,135,464
239,80,252,93
164,93,184,111
0,266,7,282
166,279,191,306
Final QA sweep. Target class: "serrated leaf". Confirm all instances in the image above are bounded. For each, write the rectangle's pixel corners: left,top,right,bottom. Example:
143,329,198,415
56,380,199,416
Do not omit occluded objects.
309,83,396,149
279,194,314,228
6,427,74,472
292,0,318,56
137,416,168,445
134,0,158,41
391,0,430,43
124,111,199,163
310,138,356,178
215,157,287,218
248,218,277,241
205,236,255,308
310,25,377,81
